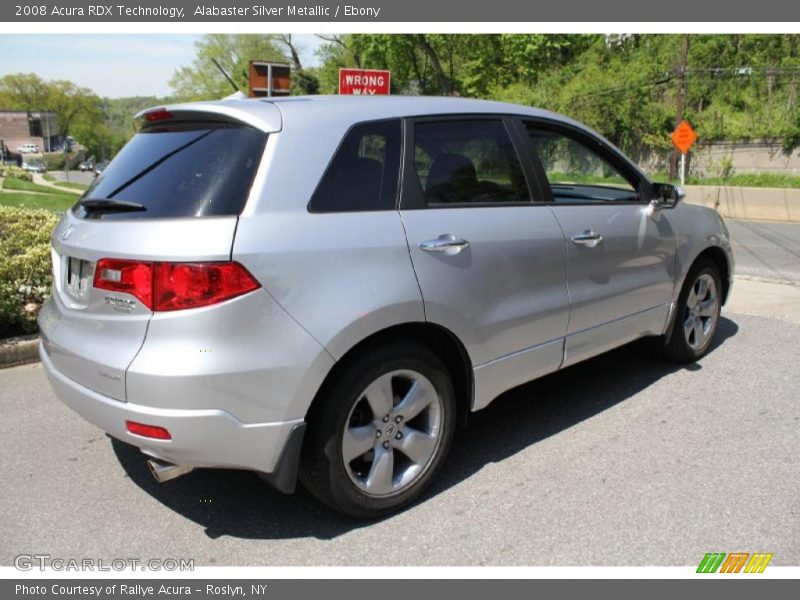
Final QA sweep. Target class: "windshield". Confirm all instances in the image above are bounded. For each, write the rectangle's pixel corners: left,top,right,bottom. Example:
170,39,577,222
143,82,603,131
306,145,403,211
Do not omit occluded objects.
73,121,267,220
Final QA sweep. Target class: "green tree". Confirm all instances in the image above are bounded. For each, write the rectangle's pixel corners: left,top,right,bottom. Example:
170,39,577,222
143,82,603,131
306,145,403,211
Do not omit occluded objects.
169,34,288,100
46,81,101,139
313,33,800,153
275,34,321,95
0,72,112,158
0,73,51,109
314,34,364,93
315,34,591,97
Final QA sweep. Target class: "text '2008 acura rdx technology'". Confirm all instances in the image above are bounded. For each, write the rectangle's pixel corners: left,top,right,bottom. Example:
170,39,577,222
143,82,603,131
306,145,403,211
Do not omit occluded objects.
38,96,733,517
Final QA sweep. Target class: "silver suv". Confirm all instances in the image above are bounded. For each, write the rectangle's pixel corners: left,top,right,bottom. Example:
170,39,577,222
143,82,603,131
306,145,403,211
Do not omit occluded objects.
39,96,733,517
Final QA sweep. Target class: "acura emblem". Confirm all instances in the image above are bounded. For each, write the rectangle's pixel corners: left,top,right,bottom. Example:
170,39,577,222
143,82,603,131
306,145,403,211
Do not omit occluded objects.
61,224,76,241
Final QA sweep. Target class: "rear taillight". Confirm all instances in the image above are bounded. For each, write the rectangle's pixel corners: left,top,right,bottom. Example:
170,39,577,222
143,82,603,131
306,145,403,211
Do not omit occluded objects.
94,258,153,308
93,260,260,312
153,262,260,311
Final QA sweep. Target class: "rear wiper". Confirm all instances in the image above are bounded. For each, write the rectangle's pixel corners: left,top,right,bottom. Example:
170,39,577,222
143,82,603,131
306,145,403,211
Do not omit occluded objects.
78,198,147,213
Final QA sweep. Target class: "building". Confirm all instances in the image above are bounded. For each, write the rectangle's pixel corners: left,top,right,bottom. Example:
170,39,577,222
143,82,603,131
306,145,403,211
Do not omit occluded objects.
0,110,61,154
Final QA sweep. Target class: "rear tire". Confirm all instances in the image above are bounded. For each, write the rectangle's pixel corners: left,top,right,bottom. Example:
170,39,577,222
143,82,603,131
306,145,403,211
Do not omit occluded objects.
662,259,722,363
299,340,456,518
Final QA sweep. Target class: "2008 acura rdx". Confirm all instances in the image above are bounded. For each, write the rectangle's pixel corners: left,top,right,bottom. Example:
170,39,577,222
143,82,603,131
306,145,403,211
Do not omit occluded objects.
39,96,733,517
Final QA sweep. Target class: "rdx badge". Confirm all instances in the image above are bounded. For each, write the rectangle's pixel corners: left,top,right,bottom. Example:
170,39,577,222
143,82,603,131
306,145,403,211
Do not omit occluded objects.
104,296,136,312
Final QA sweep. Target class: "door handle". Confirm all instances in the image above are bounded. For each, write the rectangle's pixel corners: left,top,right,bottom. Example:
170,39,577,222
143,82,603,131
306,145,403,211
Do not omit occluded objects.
420,234,470,255
571,230,603,248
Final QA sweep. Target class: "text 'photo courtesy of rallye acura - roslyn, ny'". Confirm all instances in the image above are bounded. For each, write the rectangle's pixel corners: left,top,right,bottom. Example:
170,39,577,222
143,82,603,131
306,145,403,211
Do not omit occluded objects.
38,95,733,518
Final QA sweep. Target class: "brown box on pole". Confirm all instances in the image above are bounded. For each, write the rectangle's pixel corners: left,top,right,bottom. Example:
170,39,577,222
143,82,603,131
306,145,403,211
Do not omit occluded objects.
248,61,291,98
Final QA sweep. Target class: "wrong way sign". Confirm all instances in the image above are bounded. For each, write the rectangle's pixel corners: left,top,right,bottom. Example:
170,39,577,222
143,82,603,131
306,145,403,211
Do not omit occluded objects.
339,68,391,95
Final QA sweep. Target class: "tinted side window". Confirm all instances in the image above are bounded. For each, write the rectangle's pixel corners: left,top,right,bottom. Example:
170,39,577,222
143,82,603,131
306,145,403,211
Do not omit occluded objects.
309,119,401,212
525,124,639,203
414,119,529,206
74,122,267,221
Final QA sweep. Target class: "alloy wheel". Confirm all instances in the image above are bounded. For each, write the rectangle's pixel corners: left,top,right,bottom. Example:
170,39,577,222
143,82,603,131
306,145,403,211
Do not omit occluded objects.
683,273,719,350
341,369,443,497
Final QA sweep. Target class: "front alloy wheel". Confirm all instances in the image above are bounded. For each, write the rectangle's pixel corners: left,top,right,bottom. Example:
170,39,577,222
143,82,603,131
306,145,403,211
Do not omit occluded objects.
683,273,719,351
663,258,723,362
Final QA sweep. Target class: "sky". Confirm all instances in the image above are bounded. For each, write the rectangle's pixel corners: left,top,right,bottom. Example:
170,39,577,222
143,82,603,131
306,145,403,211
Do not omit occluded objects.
0,34,324,98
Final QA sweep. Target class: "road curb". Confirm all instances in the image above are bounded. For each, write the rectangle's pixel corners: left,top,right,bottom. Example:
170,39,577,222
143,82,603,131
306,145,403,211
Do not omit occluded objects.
0,334,40,369
734,274,800,288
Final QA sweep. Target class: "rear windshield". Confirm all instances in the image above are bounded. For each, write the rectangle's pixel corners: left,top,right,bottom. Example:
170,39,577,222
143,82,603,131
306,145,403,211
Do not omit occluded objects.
73,122,267,220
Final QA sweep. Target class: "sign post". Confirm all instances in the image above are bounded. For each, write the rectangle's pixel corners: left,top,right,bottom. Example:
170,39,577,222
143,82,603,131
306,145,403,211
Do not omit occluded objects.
671,120,698,187
338,68,391,95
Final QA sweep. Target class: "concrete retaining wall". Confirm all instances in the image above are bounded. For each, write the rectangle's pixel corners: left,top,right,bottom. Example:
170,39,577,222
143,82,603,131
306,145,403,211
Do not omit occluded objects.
683,185,800,222
634,141,800,177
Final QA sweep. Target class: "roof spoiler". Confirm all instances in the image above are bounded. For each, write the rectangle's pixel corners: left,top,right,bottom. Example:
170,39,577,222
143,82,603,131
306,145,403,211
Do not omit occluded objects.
134,101,282,133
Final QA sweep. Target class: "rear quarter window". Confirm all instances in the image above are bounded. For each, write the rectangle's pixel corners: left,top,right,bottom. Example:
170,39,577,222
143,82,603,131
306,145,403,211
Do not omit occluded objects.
73,121,267,220
308,119,402,213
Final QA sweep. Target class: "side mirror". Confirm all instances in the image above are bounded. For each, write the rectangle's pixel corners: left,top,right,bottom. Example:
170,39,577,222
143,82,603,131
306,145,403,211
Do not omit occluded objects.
651,182,685,209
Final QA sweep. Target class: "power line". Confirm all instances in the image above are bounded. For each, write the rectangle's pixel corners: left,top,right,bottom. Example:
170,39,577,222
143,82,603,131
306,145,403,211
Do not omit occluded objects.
569,65,800,102
573,74,674,100
685,67,800,75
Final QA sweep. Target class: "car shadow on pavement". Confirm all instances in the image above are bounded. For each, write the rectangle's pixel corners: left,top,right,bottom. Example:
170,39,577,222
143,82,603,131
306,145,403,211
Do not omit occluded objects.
112,317,738,542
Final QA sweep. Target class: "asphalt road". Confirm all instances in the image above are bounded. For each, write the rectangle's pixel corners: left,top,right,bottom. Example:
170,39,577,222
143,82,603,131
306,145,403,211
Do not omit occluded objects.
727,218,800,284
1,277,798,567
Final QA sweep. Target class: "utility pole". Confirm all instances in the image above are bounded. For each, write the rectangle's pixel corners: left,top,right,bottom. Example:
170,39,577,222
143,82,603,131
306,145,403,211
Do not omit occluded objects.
44,113,50,153
669,34,690,180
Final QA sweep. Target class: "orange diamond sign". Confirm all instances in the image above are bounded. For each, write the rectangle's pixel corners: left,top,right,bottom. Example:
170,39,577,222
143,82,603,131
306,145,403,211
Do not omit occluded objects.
672,120,698,154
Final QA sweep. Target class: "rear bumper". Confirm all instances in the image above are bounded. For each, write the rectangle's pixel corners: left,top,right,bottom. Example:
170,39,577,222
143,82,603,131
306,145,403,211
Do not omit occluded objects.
40,342,305,489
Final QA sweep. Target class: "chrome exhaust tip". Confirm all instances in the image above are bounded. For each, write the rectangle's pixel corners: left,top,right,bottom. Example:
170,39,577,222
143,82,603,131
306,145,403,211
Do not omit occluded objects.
147,458,193,483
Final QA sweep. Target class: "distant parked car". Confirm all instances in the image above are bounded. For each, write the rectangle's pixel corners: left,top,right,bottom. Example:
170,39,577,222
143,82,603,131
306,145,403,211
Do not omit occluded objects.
79,160,94,172
18,143,39,154
21,159,46,173
93,161,109,176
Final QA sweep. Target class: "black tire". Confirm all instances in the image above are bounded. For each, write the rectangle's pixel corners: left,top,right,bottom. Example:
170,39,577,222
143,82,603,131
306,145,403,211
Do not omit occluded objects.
299,340,456,518
662,258,723,363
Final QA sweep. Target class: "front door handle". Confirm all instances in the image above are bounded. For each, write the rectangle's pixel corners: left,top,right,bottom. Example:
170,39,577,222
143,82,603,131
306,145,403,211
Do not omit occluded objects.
420,234,470,255
571,230,603,248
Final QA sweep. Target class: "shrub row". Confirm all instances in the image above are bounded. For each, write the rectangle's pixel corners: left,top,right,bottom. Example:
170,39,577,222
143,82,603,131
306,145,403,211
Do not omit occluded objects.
0,167,33,181
0,205,59,337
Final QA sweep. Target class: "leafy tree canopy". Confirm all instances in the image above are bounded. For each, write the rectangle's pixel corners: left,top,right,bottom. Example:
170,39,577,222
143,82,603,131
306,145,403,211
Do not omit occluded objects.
312,34,800,152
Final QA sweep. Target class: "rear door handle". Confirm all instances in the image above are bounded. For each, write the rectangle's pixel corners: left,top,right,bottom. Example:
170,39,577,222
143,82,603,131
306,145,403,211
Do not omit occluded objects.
420,234,470,255
571,230,603,248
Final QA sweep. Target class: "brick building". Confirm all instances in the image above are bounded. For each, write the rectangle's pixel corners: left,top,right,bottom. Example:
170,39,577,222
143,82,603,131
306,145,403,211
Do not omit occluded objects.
0,110,60,154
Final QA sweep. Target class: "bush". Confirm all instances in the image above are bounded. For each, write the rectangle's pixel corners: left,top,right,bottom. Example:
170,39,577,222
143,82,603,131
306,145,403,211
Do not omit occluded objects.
0,206,59,337
43,152,66,171
0,166,33,181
